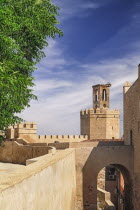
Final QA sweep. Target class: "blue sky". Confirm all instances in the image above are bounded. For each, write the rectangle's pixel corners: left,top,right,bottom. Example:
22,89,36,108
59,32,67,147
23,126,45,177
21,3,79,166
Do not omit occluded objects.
19,0,140,136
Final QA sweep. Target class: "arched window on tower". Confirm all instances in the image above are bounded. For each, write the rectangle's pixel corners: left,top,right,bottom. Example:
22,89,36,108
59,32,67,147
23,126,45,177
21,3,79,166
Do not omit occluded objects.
102,89,107,101
95,89,98,101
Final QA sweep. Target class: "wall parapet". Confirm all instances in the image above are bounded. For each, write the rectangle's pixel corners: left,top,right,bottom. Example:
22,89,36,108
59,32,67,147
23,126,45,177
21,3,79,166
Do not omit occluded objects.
97,187,115,210
0,149,76,210
6,122,88,143
38,135,88,140
80,108,119,116
0,141,56,165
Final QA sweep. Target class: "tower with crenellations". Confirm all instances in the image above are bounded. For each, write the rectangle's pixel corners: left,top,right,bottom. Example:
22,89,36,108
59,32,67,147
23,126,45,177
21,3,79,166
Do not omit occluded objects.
80,83,120,140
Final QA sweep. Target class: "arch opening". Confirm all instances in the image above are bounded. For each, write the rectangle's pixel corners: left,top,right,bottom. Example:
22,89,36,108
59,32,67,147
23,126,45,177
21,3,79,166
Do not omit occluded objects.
97,164,133,210
102,89,107,101
95,89,99,101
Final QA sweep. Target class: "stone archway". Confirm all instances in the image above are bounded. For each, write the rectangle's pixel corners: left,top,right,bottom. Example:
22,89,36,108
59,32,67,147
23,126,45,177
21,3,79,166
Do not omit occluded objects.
97,164,133,210
79,145,133,210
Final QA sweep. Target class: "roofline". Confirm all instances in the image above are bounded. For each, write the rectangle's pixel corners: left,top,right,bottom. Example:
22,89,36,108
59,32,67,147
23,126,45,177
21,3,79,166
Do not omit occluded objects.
92,83,111,88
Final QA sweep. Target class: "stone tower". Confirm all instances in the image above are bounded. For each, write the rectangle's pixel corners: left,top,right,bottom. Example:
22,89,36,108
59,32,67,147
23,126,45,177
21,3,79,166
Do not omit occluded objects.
93,83,111,110
80,84,120,140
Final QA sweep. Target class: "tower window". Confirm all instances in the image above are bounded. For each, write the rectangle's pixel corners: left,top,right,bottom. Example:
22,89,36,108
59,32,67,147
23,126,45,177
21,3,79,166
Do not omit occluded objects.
102,89,107,101
95,89,98,101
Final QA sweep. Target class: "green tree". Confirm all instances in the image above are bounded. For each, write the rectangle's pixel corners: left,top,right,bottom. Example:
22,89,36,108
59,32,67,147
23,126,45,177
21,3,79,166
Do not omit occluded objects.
0,0,63,141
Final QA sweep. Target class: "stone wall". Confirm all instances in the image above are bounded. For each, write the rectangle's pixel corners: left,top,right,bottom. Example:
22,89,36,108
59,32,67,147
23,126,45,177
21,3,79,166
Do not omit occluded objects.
0,149,76,210
0,141,56,164
97,188,115,210
123,65,140,209
80,108,120,140
6,123,88,143
49,140,124,150
37,134,88,143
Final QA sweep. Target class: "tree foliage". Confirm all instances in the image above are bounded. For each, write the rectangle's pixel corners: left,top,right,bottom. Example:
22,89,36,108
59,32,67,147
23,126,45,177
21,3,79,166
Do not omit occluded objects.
0,0,63,139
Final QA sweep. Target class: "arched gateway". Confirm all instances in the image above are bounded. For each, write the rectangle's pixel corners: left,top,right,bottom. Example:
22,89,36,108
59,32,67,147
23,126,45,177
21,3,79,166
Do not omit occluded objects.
97,164,132,210
74,142,133,210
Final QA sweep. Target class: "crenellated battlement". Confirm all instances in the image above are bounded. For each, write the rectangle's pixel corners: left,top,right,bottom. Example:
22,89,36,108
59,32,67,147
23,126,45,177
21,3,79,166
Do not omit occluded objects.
38,135,88,140
80,108,119,116
17,122,37,129
36,134,88,143
6,122,88,143
8,122,37,129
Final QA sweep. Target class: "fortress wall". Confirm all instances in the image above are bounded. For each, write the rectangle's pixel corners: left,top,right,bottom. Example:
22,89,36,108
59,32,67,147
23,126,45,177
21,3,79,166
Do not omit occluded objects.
123,68,140,209
0,149,76,210
80,109,91,137
37,135,88,143
0,141,55,164
48,141,124,150
106,115,120,139
6,125,88,143
80,108,120,140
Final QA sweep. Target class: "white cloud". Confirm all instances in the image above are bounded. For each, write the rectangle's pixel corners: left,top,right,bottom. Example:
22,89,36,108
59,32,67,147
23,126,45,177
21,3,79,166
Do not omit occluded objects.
53,0,101,21
35,79,72,91
36,39,67,71
19,49,140,136
80,3,99,9
17,17,140,137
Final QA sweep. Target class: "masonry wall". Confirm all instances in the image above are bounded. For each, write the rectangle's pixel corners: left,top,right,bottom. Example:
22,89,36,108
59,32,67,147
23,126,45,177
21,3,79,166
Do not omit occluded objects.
74,145,133,210
80,108,120,139
123,67,140,209
97,188,115,210
0,149,76,210
37,135,88,143
0,141,55,164
6,123,88,143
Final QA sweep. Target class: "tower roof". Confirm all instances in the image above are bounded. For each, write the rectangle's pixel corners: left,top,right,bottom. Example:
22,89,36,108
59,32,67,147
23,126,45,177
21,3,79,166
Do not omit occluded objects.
92,83,111,88
124,81,132,87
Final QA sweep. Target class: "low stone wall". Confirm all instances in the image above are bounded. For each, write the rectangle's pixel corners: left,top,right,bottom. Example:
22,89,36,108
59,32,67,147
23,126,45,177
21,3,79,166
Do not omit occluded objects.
48,141,124,150
0,149,76,210
0,141,56,164
97,188,115,210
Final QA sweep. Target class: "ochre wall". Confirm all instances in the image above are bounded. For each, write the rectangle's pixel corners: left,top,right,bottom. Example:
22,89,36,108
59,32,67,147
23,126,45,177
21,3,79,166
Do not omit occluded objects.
123,66,140,209
37,135,88,143
0,141,55,164
6,124,88,143
0,149,76,210
80,108,120,139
